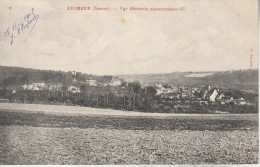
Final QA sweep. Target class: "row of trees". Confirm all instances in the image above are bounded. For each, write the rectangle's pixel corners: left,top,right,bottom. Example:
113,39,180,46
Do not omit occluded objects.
0,74,258,114
0,81,159,112
1,84,257,114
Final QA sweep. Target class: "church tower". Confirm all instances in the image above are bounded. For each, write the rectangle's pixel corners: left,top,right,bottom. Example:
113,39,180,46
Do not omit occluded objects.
208,84,211,91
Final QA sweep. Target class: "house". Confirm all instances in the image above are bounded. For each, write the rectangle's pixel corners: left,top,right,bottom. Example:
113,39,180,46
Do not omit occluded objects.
48,83,63,91
156,83,163,88
225,97,234,104
238,101,247,105
169,96,174,99
237,98,247,105
220,101,226,105
209,90,218,101
181,92,188,98
216,93,225,101
192,86,200,91
171,86,179,91
200,101,209,105
22,83,46,91
156,84,168,95
68,86,80,93
86,79,98,86
201,84,213,99
109,77,122,86
202,90,209,99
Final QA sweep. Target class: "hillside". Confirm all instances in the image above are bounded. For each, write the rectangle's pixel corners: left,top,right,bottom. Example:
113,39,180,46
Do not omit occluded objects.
0,66,113,88
0,66,258,92
119,70,258,92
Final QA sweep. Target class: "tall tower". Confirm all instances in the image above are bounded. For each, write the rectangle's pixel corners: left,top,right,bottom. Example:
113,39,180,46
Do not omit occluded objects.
72,71,77,82
208,84,211,91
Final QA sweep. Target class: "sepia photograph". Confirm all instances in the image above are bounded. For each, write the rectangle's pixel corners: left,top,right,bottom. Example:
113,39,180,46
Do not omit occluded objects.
0,0,258,165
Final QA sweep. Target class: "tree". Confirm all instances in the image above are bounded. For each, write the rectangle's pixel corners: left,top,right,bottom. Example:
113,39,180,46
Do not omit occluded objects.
61,85,68,100
128,81,142,94
146,86,157,97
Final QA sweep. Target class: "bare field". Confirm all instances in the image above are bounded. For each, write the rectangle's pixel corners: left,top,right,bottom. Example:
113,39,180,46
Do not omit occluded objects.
0,107,258,165
0,125,258,165
0,102,258,120
0,110,258,131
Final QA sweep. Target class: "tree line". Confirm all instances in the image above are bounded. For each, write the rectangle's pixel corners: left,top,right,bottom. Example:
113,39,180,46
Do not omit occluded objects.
0,81,158,112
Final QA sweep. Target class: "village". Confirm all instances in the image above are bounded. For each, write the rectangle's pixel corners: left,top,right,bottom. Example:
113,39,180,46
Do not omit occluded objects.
0,68,257,114
20,77,122,93
15,78,250,107
155,83,251,106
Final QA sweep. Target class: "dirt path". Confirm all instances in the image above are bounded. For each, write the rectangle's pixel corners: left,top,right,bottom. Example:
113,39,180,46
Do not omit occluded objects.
0,102,258,120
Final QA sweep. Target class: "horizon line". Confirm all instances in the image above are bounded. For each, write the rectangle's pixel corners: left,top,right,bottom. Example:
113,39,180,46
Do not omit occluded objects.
0,65,258,76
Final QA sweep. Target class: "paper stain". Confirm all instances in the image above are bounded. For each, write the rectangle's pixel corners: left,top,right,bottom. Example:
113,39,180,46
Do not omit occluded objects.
188,39,197,47
237,13,240,17
120,18,126,24
79,28,86,35
56,9,61,15
85,14,91,20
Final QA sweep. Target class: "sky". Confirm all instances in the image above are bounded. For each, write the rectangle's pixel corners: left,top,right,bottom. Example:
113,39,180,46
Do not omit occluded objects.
0,0,258,75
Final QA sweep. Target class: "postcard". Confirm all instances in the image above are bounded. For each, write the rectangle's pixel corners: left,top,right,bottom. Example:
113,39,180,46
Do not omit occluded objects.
0,0,258,165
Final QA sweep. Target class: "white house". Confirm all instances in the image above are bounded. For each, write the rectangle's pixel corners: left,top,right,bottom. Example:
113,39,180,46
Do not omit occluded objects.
216,93,225,101
86,79,98,86
22,83,46,91
109,78,122,86
48,83,63,91
209,89,218,101
68,86,80,93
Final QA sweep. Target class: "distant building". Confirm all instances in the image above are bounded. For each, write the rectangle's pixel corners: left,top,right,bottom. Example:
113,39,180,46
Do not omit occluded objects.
238,101,247,105
109,78,122,86
208,84,211,91
237,98,247,105
72,71,77,82
202,90,209,99
68,86,80,93
200,101,209,105
220,101,225,105
48,83,63,91
209,90,218,101
216,93,225,101
86,79,98,86
22,83,46,91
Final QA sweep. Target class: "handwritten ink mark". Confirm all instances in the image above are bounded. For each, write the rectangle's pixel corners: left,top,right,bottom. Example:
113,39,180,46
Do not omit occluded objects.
4,8,39,45
24,8,39,42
